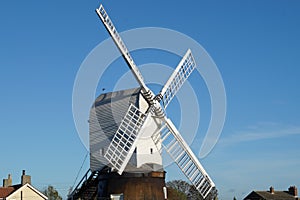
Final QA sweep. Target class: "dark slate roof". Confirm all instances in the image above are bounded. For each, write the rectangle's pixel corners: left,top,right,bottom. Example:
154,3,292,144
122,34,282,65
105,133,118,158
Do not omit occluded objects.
244,190,298,200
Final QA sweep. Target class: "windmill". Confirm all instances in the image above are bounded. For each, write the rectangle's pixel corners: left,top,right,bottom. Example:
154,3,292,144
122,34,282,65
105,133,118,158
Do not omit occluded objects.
70,4,216,200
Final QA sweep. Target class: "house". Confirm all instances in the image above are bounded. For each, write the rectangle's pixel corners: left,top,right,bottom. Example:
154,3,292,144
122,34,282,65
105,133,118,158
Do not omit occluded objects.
0,170,47,200
244,186,299,200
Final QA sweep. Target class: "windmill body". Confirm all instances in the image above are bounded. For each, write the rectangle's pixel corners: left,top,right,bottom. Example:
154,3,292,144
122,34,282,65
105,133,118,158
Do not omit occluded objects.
69,4,216,200
90,87,163,173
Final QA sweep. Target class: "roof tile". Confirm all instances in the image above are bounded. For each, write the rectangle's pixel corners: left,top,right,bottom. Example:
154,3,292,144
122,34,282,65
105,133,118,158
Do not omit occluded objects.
0,187,15,198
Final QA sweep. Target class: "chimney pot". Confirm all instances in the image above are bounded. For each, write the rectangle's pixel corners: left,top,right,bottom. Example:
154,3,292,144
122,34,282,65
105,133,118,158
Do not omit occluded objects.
270,186,274,194
3,174,12,187
288,186,298,197
21,170,31,185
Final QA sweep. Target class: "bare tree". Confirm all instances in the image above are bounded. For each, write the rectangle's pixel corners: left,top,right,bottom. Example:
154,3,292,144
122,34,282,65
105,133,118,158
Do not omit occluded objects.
167,180,218,200
42,185,62,200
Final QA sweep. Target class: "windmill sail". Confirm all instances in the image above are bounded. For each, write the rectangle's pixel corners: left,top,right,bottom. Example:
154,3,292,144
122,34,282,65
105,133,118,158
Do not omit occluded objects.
152,118,215,199
104,104,150,175
158,49,196,109
96,4,147,90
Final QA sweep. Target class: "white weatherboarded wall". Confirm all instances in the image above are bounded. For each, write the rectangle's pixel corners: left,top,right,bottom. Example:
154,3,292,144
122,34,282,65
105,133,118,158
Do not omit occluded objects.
90,87,163,172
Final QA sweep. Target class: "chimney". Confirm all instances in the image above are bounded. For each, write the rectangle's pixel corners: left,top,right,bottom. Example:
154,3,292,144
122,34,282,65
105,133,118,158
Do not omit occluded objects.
21,170,31,185
288,186,298,197
3,174,12,187
270,186,275,194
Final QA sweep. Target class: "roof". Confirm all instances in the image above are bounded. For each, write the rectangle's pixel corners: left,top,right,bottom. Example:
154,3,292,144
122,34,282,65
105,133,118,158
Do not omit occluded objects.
0,187,15,198
0,184,21,198
0,184,47,199
244,190,297,200
6,183,47,200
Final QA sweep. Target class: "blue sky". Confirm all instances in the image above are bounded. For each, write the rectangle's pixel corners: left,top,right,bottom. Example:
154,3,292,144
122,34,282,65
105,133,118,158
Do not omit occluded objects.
1,1,300,199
